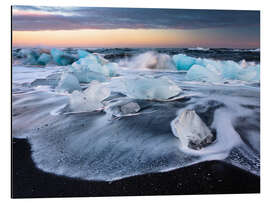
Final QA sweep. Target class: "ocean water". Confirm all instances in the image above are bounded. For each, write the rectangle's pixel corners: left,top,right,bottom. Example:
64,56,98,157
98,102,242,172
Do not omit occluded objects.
12,47,260,181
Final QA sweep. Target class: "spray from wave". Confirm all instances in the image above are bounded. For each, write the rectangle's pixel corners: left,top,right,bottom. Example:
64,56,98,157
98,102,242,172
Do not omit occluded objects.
119,51,176,70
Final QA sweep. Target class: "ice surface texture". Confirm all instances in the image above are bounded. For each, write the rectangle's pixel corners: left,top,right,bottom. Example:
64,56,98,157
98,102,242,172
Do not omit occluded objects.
77,50,91,59
185,64,222,82
37,53,52,65
69,81,110,112
104,99,141,118
51,48,77,66
120,76,182,100
171,110,215,150
56,73,81,93
69,53,117,83
17,49,42,65
173,54,196,70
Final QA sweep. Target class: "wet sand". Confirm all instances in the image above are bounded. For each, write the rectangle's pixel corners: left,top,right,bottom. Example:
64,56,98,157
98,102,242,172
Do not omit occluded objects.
12,138,260,198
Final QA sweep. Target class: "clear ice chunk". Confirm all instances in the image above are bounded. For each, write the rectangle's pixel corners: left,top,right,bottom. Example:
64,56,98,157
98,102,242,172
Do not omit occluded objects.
69,81,110,112
71,54,117,78
77,50,91,59
185,64,222,82
121,76,182,100
50,48,76,66
37,53,51,65
56,73,81,93
172,54,196,70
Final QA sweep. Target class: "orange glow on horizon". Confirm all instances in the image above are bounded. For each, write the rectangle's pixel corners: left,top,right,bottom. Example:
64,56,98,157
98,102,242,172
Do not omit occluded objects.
12,29,200,48
12,28,258,48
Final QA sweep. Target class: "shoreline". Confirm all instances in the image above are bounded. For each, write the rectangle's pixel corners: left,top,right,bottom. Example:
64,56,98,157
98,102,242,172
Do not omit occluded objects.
12,138,260,198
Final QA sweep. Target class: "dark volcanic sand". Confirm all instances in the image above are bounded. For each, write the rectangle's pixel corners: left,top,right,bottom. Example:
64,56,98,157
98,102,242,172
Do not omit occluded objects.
12,138,260,198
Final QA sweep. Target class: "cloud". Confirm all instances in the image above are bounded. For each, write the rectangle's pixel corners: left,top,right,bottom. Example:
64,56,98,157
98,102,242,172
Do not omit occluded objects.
12,6,260,31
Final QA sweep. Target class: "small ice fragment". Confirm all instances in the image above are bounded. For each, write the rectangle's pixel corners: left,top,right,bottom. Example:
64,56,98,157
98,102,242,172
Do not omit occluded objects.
56,73,81,93
69,81,110,112
120,102,140,114
171,110,215,150
104,100,141,118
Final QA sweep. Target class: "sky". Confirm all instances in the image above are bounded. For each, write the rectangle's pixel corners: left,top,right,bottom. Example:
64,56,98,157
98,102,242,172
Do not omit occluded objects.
12,6,260,48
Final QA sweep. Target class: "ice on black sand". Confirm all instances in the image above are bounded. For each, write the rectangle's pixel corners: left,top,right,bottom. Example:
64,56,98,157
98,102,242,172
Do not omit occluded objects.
171,109,216,150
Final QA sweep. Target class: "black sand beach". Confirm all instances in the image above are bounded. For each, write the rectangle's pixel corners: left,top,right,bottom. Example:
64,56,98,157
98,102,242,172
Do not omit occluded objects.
12,138,260,198
11,6,261,198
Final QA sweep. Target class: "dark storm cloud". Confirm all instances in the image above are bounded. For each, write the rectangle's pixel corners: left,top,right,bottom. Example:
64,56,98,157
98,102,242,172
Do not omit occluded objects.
12,6,260,31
